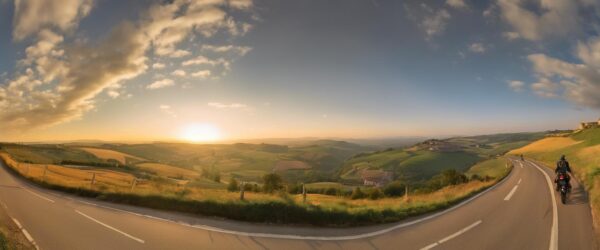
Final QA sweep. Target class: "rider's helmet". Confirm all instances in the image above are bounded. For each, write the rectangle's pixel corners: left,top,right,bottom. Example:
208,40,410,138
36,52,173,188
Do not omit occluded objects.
560,155,566,160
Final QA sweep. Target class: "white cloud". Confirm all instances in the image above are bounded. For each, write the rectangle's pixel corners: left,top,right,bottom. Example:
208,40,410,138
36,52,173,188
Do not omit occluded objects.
468,43,486,53
152,63,165,69
159,104,176,117
191,70,211,78
12,0,93,40
107,90,120,98
168,49,191,58
508,80,525,92
497,0,598,41
171,69,186,77
421,9,451,40
147,79,175,90
526,37,600,108
502,31,520,41
182,56,220,66
201,44,252,56
208,102,248,109
446,0,467,9
0,0,255,132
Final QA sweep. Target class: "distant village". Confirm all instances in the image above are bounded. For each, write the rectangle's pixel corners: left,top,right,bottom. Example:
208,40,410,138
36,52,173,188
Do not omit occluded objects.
579,119,600,130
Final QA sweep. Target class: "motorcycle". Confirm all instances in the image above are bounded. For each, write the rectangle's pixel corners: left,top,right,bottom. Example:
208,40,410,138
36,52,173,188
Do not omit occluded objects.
556,173,570,204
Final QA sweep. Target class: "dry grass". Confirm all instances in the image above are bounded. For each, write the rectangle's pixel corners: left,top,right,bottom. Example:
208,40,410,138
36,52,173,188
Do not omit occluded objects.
136,163,199,179
79,147,145,164
510,137,581,154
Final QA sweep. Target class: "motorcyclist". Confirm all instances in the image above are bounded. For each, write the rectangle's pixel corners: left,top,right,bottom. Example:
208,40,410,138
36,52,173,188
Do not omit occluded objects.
554,155,572,191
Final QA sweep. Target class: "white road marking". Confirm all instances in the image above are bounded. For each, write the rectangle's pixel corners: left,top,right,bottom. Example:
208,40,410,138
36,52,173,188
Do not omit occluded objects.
75,210,145,243
419,220,482,250
529,161,558,250
519,162,523,168
23,188,55,203
518,178,522,184
504,185,519,201
11,217,40,250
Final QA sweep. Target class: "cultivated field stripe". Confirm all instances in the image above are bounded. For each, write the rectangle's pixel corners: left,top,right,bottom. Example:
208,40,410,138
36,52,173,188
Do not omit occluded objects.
23,188,55,203
419,220,482,249
75,210,145,243
528,160,558,250
504,185,519,201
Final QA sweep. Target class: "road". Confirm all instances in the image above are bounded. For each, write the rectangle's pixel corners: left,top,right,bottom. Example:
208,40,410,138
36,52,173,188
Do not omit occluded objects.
0,159,596,250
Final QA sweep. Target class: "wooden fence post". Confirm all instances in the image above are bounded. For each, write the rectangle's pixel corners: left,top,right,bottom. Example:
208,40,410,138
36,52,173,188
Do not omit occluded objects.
404,184,409,202
240,182,245,201
91,173,96,186
302,183,307,203
130,178,137,191
43,165,48,181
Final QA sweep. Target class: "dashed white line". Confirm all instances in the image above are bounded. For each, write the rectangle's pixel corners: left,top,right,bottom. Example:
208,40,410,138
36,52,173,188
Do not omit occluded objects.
519,162,524,168
23,188,55,203
419,220,482,249
529,161,558,250
518,178,522,184
75,210,145,243
504,185,519,201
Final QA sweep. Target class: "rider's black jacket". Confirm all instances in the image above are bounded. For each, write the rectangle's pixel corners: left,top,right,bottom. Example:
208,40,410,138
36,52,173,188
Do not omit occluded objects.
555,160,572,174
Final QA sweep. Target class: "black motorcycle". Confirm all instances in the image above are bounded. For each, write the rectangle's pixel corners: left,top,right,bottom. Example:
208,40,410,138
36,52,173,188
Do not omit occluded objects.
556,173,570,204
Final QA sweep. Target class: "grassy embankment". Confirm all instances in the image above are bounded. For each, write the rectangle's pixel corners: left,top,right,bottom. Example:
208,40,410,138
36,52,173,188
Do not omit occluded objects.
0,150,511,226
509,128,600,232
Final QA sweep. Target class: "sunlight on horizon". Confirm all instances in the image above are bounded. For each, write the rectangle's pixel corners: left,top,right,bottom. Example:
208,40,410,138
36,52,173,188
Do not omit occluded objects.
179,123,222,143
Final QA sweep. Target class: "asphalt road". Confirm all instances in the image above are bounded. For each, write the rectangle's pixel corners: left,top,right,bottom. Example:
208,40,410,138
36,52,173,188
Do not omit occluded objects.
0,159,596,250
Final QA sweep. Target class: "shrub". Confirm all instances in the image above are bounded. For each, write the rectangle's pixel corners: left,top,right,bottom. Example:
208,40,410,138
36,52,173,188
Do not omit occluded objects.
383,181,405,197
351,187,366,199
369,188,384,200
262,173,283,193
227,178,239,192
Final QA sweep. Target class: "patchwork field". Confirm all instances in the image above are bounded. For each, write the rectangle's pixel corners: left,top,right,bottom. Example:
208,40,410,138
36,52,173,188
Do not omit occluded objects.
79,147,146,164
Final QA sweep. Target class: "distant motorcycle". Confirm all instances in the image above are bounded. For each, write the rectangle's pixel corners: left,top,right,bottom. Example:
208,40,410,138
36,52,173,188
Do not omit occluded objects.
556,173,570,204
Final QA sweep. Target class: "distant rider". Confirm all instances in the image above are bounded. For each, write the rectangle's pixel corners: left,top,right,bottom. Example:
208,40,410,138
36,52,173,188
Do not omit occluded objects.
554,155,572,191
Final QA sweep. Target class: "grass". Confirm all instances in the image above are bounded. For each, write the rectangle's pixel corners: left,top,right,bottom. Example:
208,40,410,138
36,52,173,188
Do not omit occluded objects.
79,147,145,164
509,127,600,233
0,149,511,226
466,157,510,179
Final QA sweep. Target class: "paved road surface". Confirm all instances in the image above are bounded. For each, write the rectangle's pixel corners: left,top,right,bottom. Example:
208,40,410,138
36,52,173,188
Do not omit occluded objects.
0,159,596,250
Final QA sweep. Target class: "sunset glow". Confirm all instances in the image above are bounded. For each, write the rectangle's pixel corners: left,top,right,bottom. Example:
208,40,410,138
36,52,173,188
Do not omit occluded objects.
180,124,221,142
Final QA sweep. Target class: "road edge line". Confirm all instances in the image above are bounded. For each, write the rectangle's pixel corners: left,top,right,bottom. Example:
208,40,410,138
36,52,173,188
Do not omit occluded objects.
528,160,558,250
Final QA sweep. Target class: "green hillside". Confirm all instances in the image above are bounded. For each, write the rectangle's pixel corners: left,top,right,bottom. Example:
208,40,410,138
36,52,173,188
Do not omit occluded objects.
340,132,545,184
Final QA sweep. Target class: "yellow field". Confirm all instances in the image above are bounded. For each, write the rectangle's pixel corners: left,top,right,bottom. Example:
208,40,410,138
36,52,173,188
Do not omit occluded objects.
79,147,145,164
509,137,581,154
135,163,199,179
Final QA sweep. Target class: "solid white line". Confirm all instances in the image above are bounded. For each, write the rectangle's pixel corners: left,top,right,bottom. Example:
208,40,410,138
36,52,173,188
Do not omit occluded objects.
23,187,55,203
504,185,519,201
529,161,558,250
419,220,482,249
75,210,145,243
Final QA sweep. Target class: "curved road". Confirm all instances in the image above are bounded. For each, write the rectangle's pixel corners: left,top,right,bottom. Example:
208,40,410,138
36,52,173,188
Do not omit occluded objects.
0,159,596,250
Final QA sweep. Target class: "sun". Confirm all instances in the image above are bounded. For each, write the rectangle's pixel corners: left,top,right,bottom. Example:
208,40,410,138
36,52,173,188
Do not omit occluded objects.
180,123,221,142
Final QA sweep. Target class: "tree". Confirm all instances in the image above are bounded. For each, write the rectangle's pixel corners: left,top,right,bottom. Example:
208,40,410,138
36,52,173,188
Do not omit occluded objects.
383,181,405,197
227,178,239,192
262,173,283,193
351,187,366,199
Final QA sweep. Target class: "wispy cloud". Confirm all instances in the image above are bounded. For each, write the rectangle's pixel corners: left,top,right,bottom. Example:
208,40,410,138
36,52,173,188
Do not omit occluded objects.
208,102,248,109
147,79,175,90
507,80,524,92
468,43,486,53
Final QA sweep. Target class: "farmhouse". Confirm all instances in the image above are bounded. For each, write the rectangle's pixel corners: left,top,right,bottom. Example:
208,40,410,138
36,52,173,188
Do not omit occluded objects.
579,119,600,130
360,170,393,187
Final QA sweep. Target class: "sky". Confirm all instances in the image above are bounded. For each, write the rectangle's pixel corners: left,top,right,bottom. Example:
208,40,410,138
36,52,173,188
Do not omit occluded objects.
0,0,600,142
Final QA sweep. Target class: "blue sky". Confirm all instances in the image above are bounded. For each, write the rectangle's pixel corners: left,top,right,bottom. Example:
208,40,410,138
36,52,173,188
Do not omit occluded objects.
0,0,599,142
